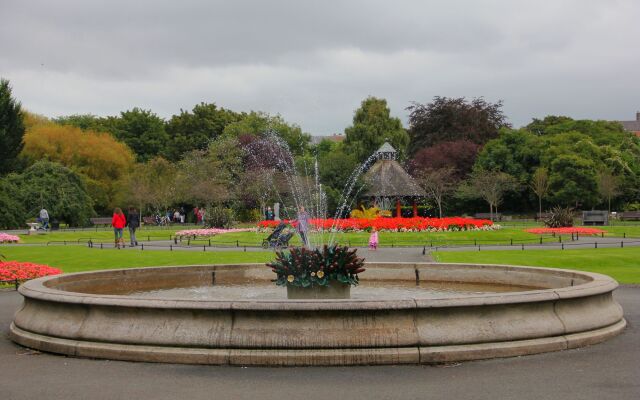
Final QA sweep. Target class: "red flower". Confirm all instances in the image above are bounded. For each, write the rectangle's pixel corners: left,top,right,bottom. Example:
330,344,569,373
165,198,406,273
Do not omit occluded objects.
526,227,605,235
0,261,62,282
258,217,493,232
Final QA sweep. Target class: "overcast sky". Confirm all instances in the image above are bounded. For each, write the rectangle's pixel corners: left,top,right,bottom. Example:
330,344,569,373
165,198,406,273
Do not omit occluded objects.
1,0,639,135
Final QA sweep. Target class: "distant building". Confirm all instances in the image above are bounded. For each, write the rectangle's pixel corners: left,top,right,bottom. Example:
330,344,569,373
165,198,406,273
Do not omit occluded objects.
310,134,345,145
618,112,640,136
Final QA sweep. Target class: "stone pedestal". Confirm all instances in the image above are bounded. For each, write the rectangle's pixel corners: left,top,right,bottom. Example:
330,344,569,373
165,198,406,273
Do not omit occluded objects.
287,282,351,299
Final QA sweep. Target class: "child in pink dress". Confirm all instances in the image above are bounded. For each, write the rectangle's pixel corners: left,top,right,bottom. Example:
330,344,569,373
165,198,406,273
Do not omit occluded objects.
369,227,379,250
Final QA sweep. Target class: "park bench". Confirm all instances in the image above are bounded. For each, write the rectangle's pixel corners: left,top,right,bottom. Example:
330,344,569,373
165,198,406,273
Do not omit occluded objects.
619,211,640,221
474,213,502,221
582,210,608,226
143,216,156,225
89,217,112,227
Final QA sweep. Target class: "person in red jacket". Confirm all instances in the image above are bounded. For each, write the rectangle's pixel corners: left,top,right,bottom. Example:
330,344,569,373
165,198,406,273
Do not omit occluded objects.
112,208,127,249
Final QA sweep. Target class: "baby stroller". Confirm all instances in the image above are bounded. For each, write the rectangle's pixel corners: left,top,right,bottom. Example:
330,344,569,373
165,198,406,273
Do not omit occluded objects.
262,222,294,249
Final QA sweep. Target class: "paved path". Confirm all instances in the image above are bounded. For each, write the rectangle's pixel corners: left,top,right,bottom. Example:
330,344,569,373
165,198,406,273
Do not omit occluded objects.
1,287,639,400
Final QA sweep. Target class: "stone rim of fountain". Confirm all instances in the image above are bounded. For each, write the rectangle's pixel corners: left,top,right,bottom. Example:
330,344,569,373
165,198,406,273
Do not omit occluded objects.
10,262,626,366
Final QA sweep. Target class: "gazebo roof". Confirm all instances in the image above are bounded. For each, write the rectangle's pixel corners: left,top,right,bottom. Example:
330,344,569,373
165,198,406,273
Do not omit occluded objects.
362,143,427,198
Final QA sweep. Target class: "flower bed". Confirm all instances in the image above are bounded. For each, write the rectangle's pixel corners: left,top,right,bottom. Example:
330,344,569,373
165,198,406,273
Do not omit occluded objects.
258,217,495,232
0,261,62,282
0,233,20,243
175,227,255,238
526,227,605,235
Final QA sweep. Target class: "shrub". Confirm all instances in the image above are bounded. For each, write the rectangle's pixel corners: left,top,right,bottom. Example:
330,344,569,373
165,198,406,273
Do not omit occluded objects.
204,206,235,228
544,206,574,228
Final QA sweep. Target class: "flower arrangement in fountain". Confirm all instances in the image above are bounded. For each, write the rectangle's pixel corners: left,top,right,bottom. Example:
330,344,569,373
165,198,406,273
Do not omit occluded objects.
267,245,365,288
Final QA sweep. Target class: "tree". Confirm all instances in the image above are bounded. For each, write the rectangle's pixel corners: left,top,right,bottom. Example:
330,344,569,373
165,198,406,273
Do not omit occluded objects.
547,154,598,208
6,161,94,226
0,178,26,229
318,147,359,213
174,149,232,207
416,167,457,218
110,108,168,162
223,111,310,156
0,78,25,174
597,170,620,213
164,102,241,161
462,169,518,219
22,123,135,212
530,167,550,218
53,114,114,133
126,157,177,214
410,140,480,179
407,96,509,153
343,97,409,162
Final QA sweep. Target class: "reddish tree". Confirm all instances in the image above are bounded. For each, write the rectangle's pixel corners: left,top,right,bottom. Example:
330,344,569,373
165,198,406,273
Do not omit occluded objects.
409,140,480,179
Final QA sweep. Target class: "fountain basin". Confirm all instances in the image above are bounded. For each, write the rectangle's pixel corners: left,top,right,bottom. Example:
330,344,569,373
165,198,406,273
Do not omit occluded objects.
10,262,625,366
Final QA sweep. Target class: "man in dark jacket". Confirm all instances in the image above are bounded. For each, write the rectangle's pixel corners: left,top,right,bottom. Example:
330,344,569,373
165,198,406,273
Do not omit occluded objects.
126,207,140,247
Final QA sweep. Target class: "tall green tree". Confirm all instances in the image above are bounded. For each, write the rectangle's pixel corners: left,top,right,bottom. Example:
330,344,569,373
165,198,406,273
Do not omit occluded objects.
0,79,25,174
343,97,409,162
547,154,599,208
7,161,94,226
318,146,359,212
165,102,242,161
0,178,26,229
110,108,168,162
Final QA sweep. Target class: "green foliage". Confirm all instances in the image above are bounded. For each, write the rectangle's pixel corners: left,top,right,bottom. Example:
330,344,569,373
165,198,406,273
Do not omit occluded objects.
623,202,640,211
110,108,168,162
343,97,409,162
0,178,26,229
204,206,235,228
0,79,25,174
6,161,94,226
164,102,241,161
475,128,543,184
317,146,359,212
126,157,178,213
223,111,310,155
544,206,574,228
474,116,640,211
267,245,365,287
53,114,115,133
547,154,598,207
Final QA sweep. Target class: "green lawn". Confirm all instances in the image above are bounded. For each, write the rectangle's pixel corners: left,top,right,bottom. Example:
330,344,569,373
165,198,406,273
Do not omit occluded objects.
16,226,190,244
13,223,640,248
433,247,640,284
0,246,273,273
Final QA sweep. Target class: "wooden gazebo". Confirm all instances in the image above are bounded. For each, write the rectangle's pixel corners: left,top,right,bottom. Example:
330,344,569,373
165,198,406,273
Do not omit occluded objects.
362,142,427,217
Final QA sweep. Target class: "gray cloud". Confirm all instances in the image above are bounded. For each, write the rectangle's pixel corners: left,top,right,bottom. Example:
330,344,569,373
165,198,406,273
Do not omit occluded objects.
1,0,639,134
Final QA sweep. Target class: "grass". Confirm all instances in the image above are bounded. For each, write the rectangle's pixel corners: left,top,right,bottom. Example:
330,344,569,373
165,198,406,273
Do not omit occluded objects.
0,246,274,273
13,223,640,247
433,247,640,284
16,226,189,244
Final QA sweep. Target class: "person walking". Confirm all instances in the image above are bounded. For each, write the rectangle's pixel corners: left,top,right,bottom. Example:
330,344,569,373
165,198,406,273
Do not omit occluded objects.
111,208,127,249
295,206,311,248
126,207,140,247
39,208,50,230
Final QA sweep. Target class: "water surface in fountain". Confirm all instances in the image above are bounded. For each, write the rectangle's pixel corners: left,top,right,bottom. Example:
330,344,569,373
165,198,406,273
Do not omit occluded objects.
121,280,539,300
